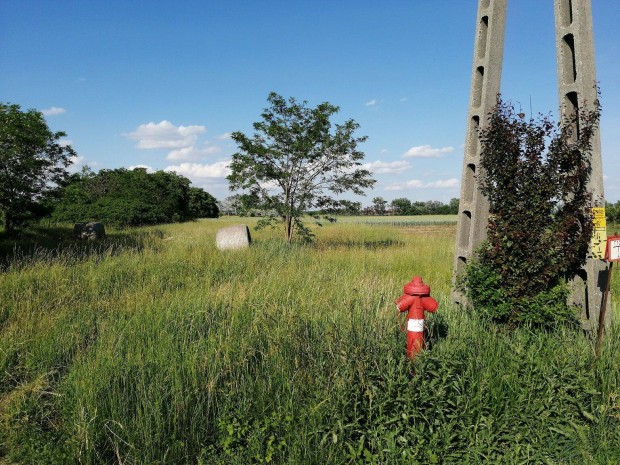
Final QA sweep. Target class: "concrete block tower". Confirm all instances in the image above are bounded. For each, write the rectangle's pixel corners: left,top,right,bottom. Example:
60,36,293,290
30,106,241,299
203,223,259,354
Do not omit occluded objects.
453,0,507,301
453,0,609,329
554,0,610,329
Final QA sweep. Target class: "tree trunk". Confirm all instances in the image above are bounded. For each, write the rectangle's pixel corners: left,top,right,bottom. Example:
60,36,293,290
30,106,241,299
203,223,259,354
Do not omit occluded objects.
285,215,293,244
4,210,13,234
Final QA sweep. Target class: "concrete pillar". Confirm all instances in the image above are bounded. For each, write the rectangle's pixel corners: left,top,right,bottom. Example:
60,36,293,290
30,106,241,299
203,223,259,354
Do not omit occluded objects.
554,0,610,330
453,0,609,328
453,0,507,305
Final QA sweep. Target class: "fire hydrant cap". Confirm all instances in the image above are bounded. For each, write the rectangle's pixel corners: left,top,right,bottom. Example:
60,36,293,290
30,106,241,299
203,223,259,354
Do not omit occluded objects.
403,276,430,296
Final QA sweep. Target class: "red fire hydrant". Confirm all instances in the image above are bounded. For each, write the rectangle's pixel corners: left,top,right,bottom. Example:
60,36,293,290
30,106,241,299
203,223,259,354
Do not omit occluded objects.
395,276,438,359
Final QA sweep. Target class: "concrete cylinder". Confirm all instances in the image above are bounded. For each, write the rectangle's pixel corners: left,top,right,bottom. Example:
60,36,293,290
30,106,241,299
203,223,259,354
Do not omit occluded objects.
216,224,252,250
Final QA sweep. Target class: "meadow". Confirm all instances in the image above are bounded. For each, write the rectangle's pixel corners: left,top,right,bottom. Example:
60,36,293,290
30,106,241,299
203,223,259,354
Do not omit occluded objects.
0,217,619,464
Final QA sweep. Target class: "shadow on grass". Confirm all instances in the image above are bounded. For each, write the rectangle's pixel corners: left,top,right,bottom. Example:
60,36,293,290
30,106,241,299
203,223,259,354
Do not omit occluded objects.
0,225,165,271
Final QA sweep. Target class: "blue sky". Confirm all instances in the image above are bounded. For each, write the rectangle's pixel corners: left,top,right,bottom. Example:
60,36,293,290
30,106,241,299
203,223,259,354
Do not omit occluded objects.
1,1,619,204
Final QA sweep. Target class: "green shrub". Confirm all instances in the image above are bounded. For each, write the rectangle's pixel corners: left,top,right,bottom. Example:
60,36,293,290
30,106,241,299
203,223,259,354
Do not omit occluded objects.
465,95,600,326
464,255,578,326
49,167,218,226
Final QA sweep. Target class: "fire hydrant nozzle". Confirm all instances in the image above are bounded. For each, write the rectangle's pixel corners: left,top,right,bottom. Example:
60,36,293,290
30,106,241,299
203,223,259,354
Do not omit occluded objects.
395,276,438,359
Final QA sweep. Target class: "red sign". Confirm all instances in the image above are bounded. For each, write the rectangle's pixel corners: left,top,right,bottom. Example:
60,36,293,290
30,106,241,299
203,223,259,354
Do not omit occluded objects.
606,235,620,262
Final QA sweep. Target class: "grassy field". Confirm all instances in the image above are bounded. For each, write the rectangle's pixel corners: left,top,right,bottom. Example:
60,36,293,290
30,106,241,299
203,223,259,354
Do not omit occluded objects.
336,215,458,226
1,217,619,464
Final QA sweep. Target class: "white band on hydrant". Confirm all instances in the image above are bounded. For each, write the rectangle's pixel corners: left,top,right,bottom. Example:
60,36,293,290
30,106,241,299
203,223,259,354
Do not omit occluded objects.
407,319,424,332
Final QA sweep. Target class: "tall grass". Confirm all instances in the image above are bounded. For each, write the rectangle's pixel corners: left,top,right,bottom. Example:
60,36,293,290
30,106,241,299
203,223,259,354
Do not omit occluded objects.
0,218,618,464
336,215,458,227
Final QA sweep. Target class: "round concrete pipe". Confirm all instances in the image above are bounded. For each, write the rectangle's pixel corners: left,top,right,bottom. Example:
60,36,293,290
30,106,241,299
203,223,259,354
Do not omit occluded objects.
216,224,252,250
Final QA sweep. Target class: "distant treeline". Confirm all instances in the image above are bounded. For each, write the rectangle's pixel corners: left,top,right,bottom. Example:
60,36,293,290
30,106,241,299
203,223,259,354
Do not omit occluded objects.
49,167,219,226
608,200,620,224
362,197,460,216
219,196,460,217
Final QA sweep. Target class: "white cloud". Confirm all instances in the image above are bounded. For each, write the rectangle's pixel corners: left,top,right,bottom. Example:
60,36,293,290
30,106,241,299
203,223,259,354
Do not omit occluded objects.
403,145,455,158
68,155,99,173
164,161,231,179
217,132,233,140
365,99,377,107
406,180,426,188
166,144,221,161
128,164,156,173
41,106,66,116
385,178,460,191
126,120,206,149
362,160,410,174
426,178,460,188
68,155,86,168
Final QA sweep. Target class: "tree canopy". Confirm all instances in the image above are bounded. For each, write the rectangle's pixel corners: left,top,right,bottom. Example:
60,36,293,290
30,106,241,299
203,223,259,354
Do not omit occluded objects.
228,92,375,242
607,200,620,225
0,103,75,233
372,197,388,215
188,186,220,219
51,167,218,226
388,198,459,216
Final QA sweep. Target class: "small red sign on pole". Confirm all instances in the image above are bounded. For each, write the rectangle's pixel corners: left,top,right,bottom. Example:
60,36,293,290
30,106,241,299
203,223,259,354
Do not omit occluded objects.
606,235,620,262
596,234,619,359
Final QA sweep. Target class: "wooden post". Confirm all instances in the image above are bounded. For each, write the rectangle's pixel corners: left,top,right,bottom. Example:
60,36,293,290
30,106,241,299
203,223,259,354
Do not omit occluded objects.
595,262,613,359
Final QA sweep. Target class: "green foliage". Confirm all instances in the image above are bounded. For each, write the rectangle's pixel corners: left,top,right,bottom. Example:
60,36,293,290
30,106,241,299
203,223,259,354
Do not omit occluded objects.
390,197,412,215
50,167,217,226
389,198,459,216
607,200,620,225
464,255,578,326
0,220,618,463
188,187,219,219
465,95,600,326
228,92,375,243
0,102,76,233
332,200,362,216
371,196,387,215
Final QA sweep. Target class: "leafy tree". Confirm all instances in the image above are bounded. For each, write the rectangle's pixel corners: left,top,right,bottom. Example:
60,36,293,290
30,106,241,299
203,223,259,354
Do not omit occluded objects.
464,96,600,326
424,200,444,215
448,197,460,215
606,200,620,225
0,103,76,233
391,198,412,215
337,200,362,216
372,197,388,215
51,167,205,226
188,187,219,219
410,201,427,215
228,92,375,243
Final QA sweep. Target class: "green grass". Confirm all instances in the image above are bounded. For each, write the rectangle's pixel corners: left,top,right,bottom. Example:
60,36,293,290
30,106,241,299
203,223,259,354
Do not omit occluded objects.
0,218,619,464
336,215,458,227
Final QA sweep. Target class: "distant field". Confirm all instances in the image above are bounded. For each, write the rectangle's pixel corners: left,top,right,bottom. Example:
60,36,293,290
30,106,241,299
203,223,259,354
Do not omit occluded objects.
0,218,618,464
336,214,458,226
